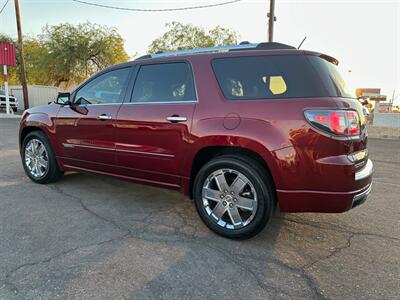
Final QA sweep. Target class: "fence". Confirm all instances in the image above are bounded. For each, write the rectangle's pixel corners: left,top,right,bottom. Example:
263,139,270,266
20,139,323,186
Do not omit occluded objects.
8,85,59,111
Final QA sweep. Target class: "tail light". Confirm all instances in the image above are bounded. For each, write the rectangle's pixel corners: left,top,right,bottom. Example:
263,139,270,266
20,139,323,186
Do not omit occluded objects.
304,110,360,136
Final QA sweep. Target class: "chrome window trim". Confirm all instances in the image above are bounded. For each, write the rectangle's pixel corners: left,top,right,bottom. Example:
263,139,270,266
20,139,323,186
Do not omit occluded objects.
64,102,123,107
123,100,197,105
64,100,198,107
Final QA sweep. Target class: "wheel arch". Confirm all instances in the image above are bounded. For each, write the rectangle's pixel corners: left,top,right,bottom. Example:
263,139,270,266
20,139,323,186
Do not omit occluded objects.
19,126,44,148
188,144,279,200
19,123,64,172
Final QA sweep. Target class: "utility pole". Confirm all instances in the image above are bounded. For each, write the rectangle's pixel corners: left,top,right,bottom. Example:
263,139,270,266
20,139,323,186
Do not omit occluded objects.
267,0,276,42
391,90,395,104
14,0,29,109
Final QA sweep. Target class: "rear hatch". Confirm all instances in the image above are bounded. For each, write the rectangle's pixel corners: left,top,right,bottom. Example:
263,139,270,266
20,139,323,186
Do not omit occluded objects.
305,54,368,169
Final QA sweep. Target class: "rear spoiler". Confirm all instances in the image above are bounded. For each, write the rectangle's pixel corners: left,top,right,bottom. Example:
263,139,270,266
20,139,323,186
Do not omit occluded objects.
320,54,339,66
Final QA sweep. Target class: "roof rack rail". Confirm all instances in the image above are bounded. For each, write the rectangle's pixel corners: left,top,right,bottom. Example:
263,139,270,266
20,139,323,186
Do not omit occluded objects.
150,43,257,58
136,54,152,60
136,42,296,60
256,42,296,50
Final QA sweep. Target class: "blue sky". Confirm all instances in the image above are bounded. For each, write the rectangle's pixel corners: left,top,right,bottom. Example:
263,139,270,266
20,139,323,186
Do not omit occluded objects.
0,0,399,103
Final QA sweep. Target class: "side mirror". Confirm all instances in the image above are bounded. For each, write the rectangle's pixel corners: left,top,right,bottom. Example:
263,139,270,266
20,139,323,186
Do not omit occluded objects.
56,92,71,105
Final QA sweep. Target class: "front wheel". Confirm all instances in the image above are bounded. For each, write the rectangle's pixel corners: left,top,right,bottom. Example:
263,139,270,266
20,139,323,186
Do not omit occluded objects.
21,131,63,184
193,155,275,239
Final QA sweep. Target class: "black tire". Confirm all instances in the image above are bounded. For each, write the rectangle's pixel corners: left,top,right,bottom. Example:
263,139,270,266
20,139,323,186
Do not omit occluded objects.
21,131,63,184
193,155,275,239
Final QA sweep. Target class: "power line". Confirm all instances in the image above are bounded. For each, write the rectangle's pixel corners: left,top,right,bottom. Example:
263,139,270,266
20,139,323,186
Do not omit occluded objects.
0,0,9,15
71,0,242,12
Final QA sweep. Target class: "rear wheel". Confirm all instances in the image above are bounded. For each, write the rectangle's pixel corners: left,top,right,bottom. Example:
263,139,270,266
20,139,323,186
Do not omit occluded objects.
193,155,275,239
21,131,63,184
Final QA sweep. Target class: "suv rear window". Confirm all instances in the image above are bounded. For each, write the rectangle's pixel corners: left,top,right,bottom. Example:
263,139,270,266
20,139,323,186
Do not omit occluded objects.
211,55,350,100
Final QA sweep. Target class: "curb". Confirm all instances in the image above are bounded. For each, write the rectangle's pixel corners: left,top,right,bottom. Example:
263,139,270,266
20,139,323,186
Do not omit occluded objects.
367,126,400,140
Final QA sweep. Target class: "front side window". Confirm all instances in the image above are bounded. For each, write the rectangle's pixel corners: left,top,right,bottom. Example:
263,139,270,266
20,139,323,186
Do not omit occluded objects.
131,62,196,103
74,68,131,105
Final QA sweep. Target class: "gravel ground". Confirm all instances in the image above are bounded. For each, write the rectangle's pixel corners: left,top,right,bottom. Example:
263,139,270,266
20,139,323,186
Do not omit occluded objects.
0,118,399,300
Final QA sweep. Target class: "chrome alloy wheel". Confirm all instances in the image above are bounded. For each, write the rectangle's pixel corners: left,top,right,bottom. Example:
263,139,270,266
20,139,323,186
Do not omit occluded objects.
24,138,49,178
202,169,258,230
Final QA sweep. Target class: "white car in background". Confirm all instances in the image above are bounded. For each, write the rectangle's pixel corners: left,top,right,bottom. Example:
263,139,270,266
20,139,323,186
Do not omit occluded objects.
0,89,18,112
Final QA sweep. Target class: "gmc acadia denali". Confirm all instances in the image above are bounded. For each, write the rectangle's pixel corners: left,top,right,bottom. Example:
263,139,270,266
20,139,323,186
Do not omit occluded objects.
19,42,373,239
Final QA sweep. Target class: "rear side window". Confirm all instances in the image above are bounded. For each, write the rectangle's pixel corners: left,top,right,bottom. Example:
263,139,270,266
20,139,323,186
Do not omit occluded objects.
307,56,352,98
131,62,196,103
211,55,328,100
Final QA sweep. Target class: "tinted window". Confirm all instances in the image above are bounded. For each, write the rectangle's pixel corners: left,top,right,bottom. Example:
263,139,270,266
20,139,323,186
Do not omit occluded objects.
131,63,196,103
212,55,328,100
307,56,352,98
75,68,130,105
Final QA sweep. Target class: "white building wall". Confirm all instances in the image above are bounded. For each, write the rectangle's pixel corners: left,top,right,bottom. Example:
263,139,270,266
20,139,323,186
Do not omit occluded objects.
373,112,400,128
9,85,59,110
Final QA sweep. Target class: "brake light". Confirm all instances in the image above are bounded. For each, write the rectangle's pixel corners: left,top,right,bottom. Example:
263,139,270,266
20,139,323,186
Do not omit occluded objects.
346,111,360,135
329,111,347,134
304,110,360,136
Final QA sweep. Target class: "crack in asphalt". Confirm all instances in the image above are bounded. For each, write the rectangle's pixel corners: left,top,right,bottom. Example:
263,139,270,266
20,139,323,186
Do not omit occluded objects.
2,233,131,295
3,182,398,299
277,216,400,242
302,233,354,270
49,184,132,234
45,184,328,299
1,182,322,299
230,251,329,300
192,242,290,298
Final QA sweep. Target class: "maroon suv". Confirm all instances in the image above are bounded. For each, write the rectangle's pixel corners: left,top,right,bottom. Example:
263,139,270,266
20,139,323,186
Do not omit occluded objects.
19,42,373,239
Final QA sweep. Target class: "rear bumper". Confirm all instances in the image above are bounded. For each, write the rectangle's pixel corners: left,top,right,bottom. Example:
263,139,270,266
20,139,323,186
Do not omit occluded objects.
355,159,373,181
277,159,373,213
351,182,372,208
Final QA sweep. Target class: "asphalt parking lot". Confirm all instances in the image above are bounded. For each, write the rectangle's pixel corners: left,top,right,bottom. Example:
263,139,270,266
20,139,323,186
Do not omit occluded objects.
0,118,399,300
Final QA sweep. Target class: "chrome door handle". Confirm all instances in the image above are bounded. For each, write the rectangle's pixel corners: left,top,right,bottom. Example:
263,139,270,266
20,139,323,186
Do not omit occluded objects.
97,114,112,120
167,116,187,123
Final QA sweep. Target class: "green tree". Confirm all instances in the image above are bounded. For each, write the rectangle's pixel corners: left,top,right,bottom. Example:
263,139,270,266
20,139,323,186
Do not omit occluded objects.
39,22,129,87
24,38,49,85
1,23,129,88
148,22,239,53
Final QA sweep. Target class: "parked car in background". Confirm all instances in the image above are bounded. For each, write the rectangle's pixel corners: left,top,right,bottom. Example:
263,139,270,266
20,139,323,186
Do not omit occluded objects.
19,42,373,239
0,89,18,112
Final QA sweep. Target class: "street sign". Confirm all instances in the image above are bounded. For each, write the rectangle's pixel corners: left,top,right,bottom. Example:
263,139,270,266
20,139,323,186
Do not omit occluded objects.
0,43,17,115
0,43,17,66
